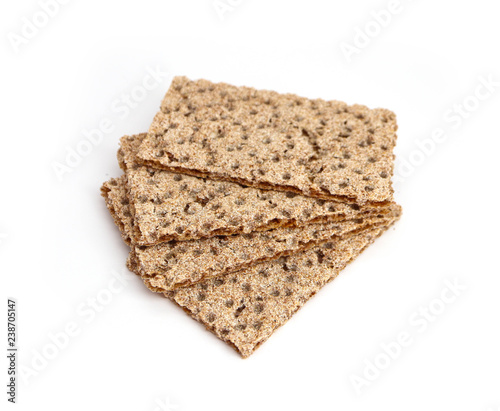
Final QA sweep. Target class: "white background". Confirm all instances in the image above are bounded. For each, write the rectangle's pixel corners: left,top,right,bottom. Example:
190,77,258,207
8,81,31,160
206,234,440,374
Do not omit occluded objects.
1,0,500,410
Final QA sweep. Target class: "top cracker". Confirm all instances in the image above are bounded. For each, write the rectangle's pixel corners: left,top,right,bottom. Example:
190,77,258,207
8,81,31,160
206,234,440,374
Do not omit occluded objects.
137,77,398,204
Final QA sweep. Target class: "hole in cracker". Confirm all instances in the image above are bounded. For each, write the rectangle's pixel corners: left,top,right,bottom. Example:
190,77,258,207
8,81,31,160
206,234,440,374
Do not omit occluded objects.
234,304,246,318
315,250,325,264
254,303,264,314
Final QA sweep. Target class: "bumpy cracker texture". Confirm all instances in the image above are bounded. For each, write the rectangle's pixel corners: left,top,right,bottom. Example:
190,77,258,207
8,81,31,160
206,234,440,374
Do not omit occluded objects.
102,175,401,290
121,134,383,245
140,226,393,358
101,176,134,245
110,176,400,358
138,77,398,204
139,212,397,290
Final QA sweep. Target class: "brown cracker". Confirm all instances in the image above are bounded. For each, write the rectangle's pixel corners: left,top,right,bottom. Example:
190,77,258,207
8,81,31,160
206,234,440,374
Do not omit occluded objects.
103,211,400,350
130,224,397,358
102,175,400,290
141,212,397,291
120,134,386,245
101,176,134,245
107,188,400,357
137,77,398,205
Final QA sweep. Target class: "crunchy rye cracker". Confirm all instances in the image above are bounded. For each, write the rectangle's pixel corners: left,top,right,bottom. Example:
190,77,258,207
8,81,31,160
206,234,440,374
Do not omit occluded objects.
128,224,397,358
137,77,398,205
107,182,400,358
101,176,135,245
142,212,397,290
102,175,401,289
119,134,388,245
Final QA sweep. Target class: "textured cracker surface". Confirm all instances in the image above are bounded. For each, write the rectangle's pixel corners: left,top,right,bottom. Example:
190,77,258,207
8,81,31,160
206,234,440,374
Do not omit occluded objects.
109,177,400,357
104,176,400,357
120,134,383,245
102,175,401,290
101,176,134,245
137,77,398,204
132,225,395,358
140,213,396,290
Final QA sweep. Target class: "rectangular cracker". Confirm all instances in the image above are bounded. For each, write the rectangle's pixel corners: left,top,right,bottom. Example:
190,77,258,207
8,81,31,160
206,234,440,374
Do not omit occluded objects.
137,77,398,205
108,186,400,357
102,176,401,290
132,224,397,358
119,134,388,245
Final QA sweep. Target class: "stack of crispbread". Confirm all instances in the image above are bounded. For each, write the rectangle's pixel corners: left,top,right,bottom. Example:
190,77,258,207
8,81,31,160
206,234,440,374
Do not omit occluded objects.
101,77,402,358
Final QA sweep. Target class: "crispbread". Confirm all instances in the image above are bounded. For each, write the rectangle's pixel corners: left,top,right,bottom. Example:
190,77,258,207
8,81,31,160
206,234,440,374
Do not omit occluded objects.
107,178,400,356
128,224,396,357
102,175,401,289
140,213,397,290
107,188,400,357
137,77,398,205
120,134,387,245
101,175,134,245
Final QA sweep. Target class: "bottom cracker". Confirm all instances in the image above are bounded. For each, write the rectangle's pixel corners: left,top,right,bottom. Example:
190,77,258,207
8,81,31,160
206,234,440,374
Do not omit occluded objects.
128,222,397,358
